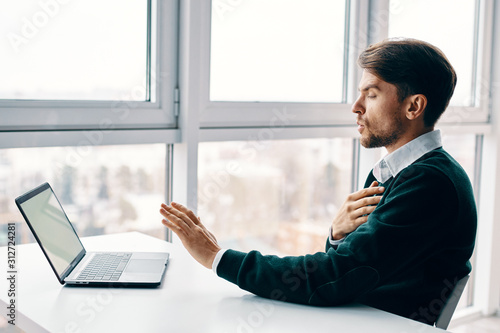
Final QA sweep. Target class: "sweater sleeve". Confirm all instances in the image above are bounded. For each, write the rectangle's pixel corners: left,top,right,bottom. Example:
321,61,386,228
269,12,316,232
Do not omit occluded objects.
216,165,460,306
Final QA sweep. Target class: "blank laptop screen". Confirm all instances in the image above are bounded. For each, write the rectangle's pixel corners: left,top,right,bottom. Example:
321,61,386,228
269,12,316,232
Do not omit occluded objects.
19,187,83,277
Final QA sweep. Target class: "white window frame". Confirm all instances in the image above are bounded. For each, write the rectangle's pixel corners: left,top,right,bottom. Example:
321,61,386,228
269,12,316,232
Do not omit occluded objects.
0,0,180,149
1,0,498,319
192,0,493,135
438,0,493,125
471,0,500,320
198,0,354,130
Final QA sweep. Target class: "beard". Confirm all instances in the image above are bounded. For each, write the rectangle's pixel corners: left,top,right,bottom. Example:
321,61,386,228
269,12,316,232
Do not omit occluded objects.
360,115,405,149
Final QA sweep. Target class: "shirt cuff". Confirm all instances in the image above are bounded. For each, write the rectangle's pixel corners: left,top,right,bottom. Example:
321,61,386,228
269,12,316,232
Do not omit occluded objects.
212,248,228,274
328,226,346,246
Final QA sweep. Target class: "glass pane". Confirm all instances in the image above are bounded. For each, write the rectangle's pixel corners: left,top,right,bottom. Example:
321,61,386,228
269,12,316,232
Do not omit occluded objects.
0,0,149,101
442,134,476,183
388,0,476,106
0,144,166,246
441,133,477,310
210,0,346,103
198,138,353,255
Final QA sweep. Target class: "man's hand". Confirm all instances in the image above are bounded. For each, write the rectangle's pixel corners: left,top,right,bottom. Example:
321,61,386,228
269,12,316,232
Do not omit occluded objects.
330,181,385,240
160,202,221,269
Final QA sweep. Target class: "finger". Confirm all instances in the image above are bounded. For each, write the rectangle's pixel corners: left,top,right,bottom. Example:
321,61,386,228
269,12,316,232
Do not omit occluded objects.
160,206,195,229
159,206,179,222
350,186,385,201
164,203,218,243
165,204,198,228
171,203,216,242
351,193,383,210
369,181,379,187
353,215,369,227
160,208,183,226
171,202,201,226
160,203,173,219
354,205,377,218
359,195,383,207
161,218,187,238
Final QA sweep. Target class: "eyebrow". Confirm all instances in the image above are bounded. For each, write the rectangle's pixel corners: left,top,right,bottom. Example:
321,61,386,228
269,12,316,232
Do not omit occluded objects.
358,84,381,92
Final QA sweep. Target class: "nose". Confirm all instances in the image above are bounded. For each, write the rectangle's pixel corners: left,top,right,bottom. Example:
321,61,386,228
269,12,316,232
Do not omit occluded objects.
352,95,365,115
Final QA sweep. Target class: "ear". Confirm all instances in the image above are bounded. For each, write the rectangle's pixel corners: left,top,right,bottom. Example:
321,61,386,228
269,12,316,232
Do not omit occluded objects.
405,94,427,121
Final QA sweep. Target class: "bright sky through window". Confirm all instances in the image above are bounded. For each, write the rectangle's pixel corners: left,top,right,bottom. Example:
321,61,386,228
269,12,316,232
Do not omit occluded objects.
0,0,148,101
388,0,476,107
210,0,346,103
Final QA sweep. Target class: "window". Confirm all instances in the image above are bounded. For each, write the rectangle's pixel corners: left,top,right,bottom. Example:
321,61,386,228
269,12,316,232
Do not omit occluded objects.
1,0,150,101
0,0,178,131
198,138,354,254
387,0,491,124
196,0,493,316
1,0,497,320
200,0,353,128
0,144,167,245
441,133,477,182
388,0,477,107
210,0,347,103
0,0,178,246
440,133,481,310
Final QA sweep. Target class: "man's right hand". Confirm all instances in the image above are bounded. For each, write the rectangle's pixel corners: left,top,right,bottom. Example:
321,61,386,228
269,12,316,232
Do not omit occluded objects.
330,181,385,240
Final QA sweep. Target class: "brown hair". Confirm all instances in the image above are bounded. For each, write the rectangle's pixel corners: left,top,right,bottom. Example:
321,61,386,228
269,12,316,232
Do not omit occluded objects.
358,38,457,127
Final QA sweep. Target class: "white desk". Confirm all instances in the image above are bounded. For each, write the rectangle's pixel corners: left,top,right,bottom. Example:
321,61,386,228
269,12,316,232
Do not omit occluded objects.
0,232,449,333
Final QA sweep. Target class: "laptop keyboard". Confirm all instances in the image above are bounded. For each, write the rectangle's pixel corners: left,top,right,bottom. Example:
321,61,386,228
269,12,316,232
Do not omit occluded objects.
77,253,132,281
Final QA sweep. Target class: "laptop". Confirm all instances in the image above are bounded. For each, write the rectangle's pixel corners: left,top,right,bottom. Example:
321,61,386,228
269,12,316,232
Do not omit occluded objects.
15,182,169,287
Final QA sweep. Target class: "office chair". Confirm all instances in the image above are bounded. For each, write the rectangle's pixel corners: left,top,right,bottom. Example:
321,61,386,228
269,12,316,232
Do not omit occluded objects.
435,275,470,330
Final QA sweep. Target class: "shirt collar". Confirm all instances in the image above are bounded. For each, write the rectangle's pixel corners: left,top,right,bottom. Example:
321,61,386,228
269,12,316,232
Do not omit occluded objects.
372,129,442,183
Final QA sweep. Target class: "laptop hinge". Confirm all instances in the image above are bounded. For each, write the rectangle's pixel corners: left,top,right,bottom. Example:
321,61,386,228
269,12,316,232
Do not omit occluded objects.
61,249,86,283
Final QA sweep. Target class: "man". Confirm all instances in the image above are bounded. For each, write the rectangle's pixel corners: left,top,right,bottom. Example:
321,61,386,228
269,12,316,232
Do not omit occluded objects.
160,38,477,325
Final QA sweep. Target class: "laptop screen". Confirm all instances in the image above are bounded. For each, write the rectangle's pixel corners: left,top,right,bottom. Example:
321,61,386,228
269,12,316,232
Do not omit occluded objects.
17,184,84,279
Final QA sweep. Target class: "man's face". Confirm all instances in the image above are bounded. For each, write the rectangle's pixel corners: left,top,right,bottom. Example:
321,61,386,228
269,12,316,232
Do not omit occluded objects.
353,70,408,152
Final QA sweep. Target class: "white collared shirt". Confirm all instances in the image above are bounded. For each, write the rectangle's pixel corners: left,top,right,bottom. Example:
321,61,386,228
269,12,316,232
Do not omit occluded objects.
372,129,442,184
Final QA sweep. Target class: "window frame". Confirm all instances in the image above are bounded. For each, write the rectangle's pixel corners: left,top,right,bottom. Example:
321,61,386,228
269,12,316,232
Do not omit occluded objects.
196,0,492,133
198,0,355,129
437,0,493,124
0,0,179,133
0,0,498,319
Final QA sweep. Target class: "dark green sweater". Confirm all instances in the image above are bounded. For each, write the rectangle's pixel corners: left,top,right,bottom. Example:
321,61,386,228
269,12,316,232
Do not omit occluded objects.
217,148,477,325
